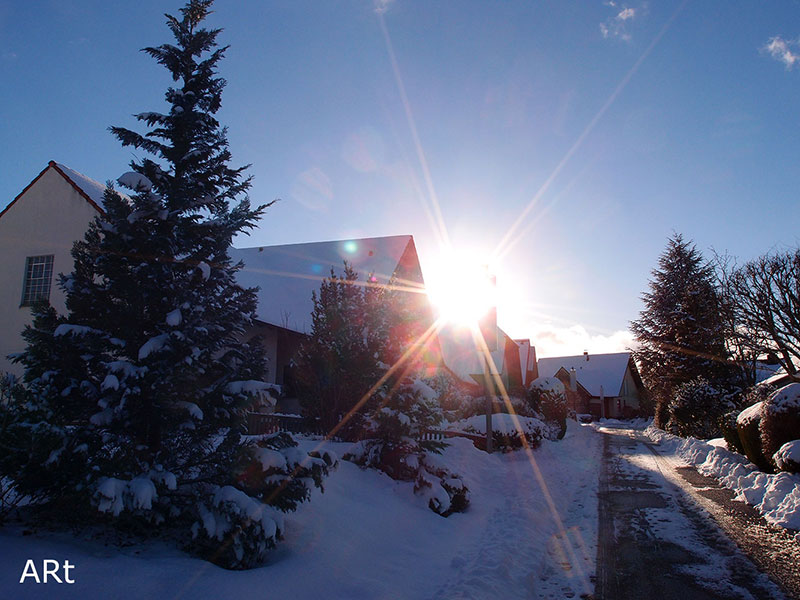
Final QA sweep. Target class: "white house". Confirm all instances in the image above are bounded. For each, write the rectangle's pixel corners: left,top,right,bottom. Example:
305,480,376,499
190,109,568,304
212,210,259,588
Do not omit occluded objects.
536,351,644,418
0,161,108,375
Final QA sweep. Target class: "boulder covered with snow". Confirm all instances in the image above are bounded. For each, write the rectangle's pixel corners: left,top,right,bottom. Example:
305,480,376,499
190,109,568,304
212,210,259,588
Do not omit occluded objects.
760,383,800,471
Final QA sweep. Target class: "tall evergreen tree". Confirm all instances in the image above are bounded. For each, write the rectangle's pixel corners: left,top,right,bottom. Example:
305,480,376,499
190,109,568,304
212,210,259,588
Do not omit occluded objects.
2,0,332,568
631,234,732,426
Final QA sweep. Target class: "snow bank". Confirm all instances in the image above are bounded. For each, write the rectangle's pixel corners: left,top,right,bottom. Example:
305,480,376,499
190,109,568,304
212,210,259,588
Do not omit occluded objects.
645,425,800,530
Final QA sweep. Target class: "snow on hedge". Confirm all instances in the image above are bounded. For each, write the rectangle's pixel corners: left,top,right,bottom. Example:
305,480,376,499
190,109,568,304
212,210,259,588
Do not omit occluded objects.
645,425,800,530
452,413,546,436
736,401,764,427
774,440,800,472
765,382,800,414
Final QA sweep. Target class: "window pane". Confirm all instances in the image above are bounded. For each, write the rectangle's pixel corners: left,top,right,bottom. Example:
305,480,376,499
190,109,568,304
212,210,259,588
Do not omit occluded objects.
21,255,55,306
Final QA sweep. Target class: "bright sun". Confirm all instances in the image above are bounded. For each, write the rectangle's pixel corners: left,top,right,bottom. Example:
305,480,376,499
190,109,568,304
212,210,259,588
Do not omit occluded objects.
426,254,497,326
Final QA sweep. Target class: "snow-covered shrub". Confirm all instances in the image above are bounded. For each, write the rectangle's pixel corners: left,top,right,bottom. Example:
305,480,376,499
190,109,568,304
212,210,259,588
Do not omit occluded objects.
344,377,469,516
719,384,776,454
736,401,772,472
527,376,567,440
189,432,336,569
666,377,733,439
773,440,800,474
424,369,477,421
457,414,546,452
760,383,800,471
414,452,469,516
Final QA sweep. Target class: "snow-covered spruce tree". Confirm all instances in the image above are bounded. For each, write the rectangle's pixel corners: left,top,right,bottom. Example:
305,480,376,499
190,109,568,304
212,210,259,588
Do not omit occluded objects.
4,1,333,568
631,234,734,428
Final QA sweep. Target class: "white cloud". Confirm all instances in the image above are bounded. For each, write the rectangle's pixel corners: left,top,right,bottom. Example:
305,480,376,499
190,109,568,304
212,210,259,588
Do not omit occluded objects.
528,323,636,359
763,35,800,70
600,4,638,41
290,167,333,213
617,7,635,20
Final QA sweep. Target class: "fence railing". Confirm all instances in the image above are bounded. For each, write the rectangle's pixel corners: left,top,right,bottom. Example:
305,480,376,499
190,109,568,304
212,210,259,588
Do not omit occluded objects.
246,412,324,436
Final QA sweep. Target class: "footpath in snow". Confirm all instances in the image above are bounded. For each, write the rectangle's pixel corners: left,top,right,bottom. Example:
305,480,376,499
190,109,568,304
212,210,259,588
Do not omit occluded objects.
0,420,600,600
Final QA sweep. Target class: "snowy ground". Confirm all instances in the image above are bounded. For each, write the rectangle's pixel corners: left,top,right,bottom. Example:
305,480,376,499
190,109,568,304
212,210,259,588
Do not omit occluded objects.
0,421,601,599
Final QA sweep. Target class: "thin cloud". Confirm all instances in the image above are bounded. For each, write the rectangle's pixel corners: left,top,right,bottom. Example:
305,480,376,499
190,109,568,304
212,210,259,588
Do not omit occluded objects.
374,0,394,14
763,35,800,70
600,5,638,42
290,167,333,213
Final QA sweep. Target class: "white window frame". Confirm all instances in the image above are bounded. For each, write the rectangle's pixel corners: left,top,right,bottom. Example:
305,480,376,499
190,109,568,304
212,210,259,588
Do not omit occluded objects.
21,255,55,307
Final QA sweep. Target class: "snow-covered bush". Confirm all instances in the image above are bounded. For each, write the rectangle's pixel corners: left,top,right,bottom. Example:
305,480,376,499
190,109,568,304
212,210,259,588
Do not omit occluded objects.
424,369,478,421
189,432,336,569
666,377,732,439
719,383,776,454
760,383,800,471
344,377,469,516
457,414,546,452
736,401,771,472
527,377,567,440
773,440,800,474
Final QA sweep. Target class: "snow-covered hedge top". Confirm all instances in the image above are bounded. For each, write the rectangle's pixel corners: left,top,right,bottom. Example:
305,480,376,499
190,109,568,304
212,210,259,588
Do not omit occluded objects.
736,401,764,427
765,383,800,414
773,440,800,470
454,413,546,436
529,376,565,394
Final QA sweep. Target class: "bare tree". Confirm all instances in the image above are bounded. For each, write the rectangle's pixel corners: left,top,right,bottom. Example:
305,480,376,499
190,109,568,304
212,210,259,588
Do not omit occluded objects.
721,249,800,380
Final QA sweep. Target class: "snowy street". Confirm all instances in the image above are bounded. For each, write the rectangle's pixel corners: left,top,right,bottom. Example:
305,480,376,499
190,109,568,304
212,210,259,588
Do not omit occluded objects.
596,424,796,600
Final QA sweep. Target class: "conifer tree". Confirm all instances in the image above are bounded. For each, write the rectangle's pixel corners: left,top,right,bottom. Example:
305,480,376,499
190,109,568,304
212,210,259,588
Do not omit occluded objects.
631,234,733,426
2,0,332,568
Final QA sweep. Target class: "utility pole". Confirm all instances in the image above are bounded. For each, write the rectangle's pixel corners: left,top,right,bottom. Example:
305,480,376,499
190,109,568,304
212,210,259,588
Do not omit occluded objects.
479,269,497,453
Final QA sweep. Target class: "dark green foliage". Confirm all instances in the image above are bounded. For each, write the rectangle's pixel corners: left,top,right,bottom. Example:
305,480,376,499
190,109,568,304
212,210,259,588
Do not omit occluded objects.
736,403,772,472
527,377,567,440
295,264,388,436
631,235,735,428
759,384,800,470
666,377,733,439
719,410,744,454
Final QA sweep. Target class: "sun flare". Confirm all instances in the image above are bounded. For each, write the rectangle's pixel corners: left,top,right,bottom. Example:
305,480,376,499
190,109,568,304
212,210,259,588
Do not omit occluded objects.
425,254,497,326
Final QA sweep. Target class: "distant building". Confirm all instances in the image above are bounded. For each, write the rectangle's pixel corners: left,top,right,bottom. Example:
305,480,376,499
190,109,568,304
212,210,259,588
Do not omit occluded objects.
537,351,645,418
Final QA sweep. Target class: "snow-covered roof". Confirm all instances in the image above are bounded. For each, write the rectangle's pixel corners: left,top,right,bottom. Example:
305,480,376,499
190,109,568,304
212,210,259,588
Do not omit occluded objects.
53,162,109,210
437,323,509,383
231,235,420,334
536,352,632,397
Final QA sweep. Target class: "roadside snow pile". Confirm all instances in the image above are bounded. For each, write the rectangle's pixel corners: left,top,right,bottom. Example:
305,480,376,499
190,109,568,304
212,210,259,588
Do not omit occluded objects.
645,425,800,530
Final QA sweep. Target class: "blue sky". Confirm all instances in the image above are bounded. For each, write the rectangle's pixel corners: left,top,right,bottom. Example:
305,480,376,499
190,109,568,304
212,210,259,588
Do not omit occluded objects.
2,1,799,357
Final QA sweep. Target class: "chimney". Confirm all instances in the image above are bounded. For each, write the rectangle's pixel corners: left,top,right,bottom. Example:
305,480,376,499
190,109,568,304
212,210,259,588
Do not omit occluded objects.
569,367,577,392
584,350,589,362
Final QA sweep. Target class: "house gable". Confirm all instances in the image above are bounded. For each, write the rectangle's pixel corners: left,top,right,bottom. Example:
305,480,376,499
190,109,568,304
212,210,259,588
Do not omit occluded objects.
0,162,105,375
